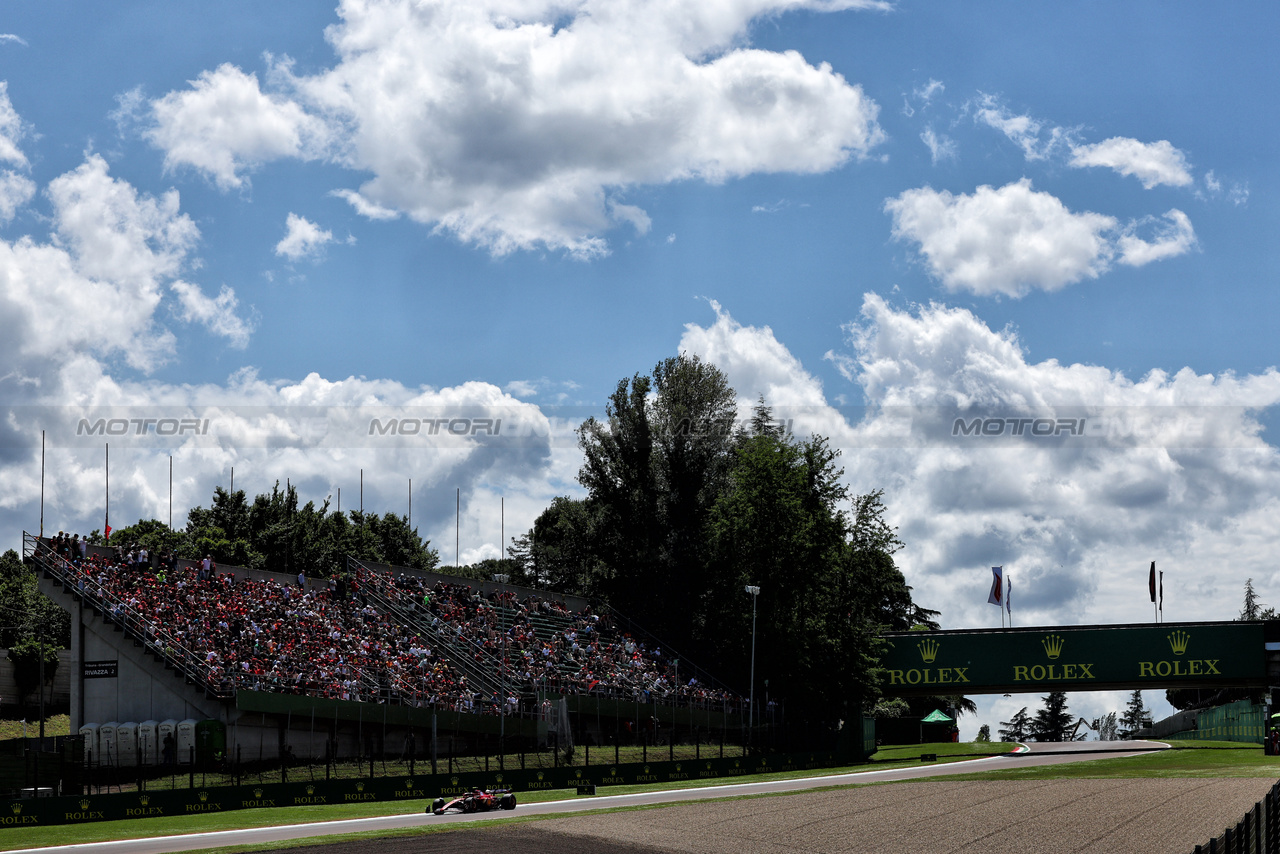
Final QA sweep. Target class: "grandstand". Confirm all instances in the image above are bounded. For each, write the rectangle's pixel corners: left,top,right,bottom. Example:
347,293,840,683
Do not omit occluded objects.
24,532,748,772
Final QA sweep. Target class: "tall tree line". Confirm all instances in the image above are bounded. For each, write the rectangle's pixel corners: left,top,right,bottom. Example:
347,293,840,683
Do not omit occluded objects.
507,354,939,734
96,482,439,577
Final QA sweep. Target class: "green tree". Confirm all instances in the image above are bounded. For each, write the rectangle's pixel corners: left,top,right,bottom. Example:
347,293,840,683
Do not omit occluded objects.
181,483,439,575
576,354,737,649
1031,691,1072,741
508,497,609,595
1242,578,1262,620
701,415,855,725
998,707,1030,742
7,638,59,714
975,724,991,742
0,549,70,649
1119,690,1148,737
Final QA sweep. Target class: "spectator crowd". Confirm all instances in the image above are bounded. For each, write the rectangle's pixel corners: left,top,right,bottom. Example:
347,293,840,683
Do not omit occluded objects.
36,533,743,717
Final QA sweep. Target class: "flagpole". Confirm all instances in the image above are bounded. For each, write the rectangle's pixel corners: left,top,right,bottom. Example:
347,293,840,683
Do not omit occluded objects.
1149,560,1157,624
1159,571,1164,623
104,443,110,541
39,430,45,538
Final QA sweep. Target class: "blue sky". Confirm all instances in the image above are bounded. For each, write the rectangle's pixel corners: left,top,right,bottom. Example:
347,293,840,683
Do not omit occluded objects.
2,1,1277,735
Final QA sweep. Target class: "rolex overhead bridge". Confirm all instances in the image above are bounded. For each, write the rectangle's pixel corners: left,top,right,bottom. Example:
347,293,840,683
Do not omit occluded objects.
880,621,1280,697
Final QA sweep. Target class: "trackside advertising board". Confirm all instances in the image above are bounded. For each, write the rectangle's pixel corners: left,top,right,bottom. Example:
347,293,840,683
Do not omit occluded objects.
879,621,1267,697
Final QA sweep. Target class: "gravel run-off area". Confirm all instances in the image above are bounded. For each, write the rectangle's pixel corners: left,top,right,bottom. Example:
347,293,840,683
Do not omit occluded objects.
281,778,1276,854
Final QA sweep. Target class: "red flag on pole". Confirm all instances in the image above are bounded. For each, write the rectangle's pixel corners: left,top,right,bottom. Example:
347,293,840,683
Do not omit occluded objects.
1148,561,1156,603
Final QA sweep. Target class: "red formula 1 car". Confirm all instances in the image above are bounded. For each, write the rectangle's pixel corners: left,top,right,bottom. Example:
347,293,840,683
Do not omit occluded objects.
429,788,517,815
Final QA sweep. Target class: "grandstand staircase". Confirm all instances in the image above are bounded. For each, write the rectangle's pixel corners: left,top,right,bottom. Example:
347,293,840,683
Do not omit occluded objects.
25,534,231,724
348,558,505,700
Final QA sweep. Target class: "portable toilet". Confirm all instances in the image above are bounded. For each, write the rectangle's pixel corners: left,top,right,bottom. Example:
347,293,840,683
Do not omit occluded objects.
138,720,159,765
116,722,138,766
176,719,197,764
78,723,100,765
99,722,119,767
158,719,178,765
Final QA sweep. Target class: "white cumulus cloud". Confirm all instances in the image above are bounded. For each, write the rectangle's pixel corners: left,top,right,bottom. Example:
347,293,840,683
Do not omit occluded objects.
885,180,1197,297
146,64,329,190
0,170,34,223
884,179,1118,297
1070,137,1194,189
169,280,254,347
1117,209,1197,266
275,212,335,260
148,0,887,257
0,81,30,168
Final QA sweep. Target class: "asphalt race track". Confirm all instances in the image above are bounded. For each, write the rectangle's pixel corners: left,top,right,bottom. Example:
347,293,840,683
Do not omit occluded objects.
9,742,1266,854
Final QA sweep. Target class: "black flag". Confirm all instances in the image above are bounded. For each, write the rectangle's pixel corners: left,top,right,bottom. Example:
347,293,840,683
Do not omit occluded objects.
1148,561,1156,603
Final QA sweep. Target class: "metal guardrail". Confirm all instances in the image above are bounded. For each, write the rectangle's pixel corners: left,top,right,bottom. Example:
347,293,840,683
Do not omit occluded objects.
1191,777,1280,853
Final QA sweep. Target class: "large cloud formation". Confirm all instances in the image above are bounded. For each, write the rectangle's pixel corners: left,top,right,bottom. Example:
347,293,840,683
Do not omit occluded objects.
0,89,568,560
144,0,887,257
680,297,1280,633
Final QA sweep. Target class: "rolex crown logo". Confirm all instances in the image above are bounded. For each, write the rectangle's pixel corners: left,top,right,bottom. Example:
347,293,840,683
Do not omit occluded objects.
198,791,208,802
79,799,90,810
917,638,940,663
406,779,414,788
253,788,263,798
1042,634,1065,660
139,795,150,806
676,763,682,771
643,765,650,773
611,767,618,775
356,782,365,792
305,785,315,795
536,772,543,781
10,803,20,815
496,774,503,783
1168,630,1191,656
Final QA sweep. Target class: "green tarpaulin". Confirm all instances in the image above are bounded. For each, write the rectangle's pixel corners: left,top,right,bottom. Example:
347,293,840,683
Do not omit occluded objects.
920,709,953,723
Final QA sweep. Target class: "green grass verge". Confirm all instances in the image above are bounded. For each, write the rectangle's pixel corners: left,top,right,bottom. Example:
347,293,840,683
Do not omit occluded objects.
867,741,1017,763
926,740,1271,782
0,715,70,741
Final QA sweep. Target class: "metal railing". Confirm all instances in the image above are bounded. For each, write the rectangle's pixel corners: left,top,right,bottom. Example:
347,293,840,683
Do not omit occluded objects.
23,533,233,700
1191,778,1280,854
347,557,506,698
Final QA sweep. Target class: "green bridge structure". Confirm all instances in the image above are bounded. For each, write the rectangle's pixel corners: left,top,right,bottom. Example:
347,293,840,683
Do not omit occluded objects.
879,620,1279,697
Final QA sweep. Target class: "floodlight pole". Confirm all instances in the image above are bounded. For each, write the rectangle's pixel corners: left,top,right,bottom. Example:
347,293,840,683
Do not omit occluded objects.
746,585,761,736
